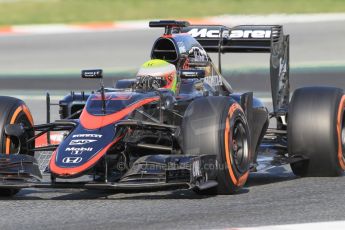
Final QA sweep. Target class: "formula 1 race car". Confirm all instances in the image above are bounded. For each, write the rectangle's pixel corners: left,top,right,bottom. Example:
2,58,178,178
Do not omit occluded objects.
1,20,345,196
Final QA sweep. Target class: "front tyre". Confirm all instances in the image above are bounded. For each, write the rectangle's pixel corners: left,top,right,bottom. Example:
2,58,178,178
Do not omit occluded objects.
0,96,34,196
182,97,251,195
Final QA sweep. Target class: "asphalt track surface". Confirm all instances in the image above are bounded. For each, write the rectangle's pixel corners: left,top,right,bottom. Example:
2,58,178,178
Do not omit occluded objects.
1,20,345,230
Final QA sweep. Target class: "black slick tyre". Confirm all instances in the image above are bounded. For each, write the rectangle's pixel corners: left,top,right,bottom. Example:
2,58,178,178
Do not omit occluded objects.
182,97,251,195
0,96,34,196
288,87,345,176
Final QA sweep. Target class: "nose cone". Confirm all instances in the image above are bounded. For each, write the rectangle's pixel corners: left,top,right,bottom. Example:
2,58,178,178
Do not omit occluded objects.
49,124,117,177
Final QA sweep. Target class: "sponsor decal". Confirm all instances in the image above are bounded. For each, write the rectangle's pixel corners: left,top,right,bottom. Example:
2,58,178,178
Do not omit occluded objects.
72,134,102,138
62,157,83,164
279,57,287,78
65,147,93,155
69,139,97,145
229,30,271,39
81,70,102,79
189,46,208,62
188,28,224,38
177,41,186,53
187,28,271,39
204,75,222,87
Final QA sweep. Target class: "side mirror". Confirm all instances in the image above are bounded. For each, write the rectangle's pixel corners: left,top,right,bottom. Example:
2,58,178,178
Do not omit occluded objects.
178,69,205,79
81,69,103,79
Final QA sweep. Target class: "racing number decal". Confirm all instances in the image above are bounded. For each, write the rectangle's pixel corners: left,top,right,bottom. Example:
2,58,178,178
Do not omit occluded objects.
224,103,249,187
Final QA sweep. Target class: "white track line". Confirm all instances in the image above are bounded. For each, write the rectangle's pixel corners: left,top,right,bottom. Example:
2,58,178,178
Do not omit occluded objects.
230,221,345,230
1,13,345,36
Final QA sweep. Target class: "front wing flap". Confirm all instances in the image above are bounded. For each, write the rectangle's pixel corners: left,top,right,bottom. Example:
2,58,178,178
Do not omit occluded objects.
0,153,42,182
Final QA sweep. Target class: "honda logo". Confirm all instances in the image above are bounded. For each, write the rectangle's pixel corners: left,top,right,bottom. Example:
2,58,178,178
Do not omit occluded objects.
62,157,83,164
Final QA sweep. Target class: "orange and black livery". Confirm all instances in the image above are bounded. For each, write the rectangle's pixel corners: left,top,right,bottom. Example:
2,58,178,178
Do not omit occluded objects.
0,20,344,197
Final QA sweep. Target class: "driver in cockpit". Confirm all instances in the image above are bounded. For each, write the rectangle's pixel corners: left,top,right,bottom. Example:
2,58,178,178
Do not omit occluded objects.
135,59,179,94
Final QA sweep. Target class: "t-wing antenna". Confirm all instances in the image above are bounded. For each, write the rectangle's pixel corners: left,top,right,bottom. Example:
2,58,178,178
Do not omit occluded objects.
149,20,190,35
81,69,106,114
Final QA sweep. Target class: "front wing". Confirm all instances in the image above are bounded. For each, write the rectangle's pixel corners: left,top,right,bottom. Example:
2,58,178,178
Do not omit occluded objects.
0,153,218,192
0,151,304,192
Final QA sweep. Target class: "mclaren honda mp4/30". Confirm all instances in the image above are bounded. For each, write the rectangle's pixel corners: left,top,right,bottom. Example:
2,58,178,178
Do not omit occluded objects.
0,20,345,196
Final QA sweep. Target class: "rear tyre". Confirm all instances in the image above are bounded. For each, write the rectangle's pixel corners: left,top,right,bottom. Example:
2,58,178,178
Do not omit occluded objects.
288,87,345,176
182,97,251,195
0,96,34,196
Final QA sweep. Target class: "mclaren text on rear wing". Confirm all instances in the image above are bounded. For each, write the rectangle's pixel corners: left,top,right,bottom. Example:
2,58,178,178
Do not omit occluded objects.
181,25,283,53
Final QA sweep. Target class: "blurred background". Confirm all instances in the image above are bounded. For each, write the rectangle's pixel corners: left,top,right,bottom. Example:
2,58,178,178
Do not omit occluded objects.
0,0,344,123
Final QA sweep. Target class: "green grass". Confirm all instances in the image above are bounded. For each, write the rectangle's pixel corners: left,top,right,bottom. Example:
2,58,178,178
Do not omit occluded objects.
0,0,345,26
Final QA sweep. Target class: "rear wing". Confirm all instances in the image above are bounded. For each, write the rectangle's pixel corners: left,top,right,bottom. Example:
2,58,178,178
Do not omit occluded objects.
181,25,290,114
181,25,280,52
150,21,290,114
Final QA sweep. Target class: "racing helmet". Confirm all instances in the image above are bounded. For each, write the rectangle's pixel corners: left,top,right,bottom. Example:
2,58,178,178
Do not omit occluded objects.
136,59,178,93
